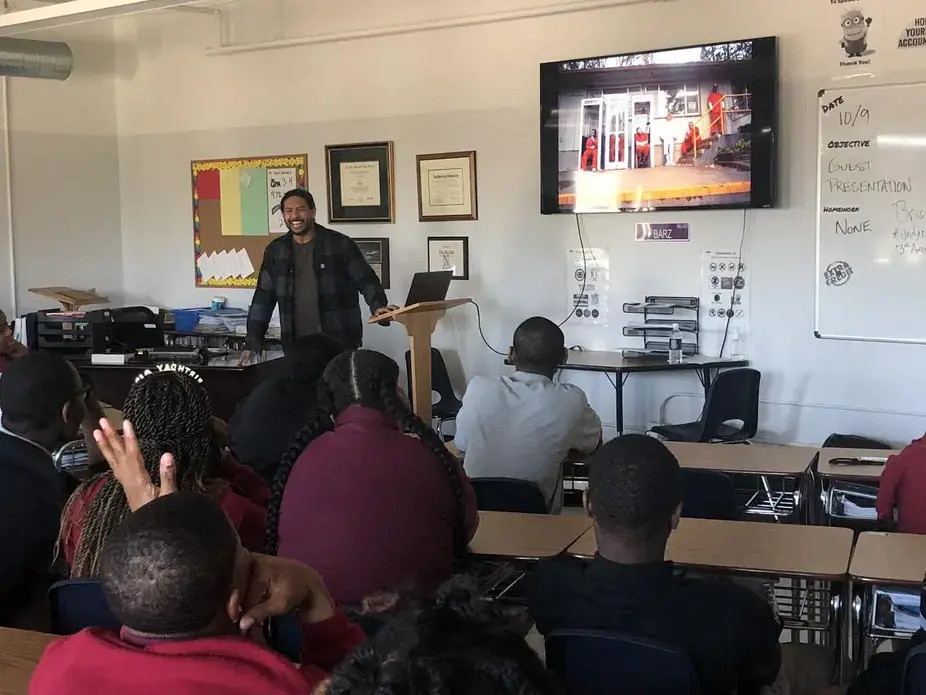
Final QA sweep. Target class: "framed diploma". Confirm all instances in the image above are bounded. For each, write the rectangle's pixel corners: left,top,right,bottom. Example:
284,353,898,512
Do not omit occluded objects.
325,142,395,223
353,237,391,289
427,236,469,280
416,151,478,222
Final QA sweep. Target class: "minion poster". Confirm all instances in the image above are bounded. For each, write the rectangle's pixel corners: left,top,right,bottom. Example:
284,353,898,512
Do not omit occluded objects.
831,1,879,70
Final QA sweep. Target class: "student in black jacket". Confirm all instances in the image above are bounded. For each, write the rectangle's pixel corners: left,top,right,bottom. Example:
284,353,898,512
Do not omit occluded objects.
0,352,88,625
229,333,343,483
528,435,832,695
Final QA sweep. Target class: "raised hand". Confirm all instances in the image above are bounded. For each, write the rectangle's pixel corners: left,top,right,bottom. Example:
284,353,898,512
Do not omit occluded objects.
93,418,177,511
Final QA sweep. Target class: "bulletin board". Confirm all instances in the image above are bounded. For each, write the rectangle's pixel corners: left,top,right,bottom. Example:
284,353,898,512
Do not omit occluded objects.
192,154,308,288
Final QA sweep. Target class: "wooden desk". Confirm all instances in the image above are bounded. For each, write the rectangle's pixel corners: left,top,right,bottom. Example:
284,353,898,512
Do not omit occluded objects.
468,511,592,560
0,628,56,695
569,517,854,580
558,352,748,434
76,352,282,421
816,448,898,483
668,442,817,476
850,531,926,587
848,532,926,670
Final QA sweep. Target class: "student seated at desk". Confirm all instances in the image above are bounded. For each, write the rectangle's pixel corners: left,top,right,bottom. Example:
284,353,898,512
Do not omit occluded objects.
876,436,926,533
229,333,343,484
527,435,831,695
0,353,87,626
323,578,560,695
30,430,363,695
61,368,269,578
454,317,601,511
267,349,478,607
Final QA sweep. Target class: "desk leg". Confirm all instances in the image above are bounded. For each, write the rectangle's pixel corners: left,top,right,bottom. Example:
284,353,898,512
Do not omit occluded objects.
614,372,624,435
701,367,713,395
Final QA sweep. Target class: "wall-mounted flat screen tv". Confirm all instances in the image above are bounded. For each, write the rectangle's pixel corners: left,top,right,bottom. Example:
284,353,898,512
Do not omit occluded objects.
540,37,779,214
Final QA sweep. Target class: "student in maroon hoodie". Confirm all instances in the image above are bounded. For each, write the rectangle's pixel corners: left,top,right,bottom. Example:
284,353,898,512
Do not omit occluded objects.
30,420,363,695
265,349,478,606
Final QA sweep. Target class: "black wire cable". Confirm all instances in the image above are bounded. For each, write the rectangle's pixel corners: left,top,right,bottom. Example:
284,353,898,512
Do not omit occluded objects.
467,299,506,356
558,214,588,327
718,209,749,357
468,213,588,356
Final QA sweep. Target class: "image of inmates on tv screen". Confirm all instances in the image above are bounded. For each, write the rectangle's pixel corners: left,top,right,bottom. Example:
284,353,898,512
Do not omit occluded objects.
557,41,757,212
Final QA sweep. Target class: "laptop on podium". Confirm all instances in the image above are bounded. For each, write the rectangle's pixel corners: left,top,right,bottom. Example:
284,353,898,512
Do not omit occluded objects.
404,271,453,306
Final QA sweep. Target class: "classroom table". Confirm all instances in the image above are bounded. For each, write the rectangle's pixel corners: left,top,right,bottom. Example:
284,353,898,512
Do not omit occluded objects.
75,351,283,421
848,531,926,668
814,448,899,525
466,511,593,601
558,351,749,434
468,511,592,560
667,442,819,521
569,517,854,664
0,628,56,695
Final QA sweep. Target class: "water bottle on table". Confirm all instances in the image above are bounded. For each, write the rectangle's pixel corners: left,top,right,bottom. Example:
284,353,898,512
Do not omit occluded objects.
668,323,683,364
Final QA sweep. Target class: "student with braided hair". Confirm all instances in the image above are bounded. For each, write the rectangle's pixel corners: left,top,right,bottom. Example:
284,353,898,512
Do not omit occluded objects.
322,577,561,695
267,349,478,606
60,366,269,578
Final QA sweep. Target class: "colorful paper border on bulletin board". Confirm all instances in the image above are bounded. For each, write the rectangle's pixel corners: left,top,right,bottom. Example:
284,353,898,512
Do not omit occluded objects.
192,154,308,288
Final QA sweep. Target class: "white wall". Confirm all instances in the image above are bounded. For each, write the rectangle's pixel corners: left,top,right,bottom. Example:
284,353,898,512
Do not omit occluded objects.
113,0,926,445
0,24,122,315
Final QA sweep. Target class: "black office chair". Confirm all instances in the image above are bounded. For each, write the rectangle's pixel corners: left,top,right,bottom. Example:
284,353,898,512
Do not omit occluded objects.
545,629,701,695
681,469,738,520
650,368,761,443
902,643,926,694
471,477,550,514
48,579,121,635
405,348,462,438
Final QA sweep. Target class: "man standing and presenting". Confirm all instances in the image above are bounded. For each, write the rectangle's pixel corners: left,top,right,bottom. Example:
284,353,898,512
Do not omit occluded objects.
240,189,396,363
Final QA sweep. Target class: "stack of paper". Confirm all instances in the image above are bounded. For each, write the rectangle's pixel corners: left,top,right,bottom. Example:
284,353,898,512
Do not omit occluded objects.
197,249,256,283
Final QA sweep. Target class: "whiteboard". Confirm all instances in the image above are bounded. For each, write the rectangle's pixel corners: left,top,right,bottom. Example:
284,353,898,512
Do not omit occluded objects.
814,82,926,344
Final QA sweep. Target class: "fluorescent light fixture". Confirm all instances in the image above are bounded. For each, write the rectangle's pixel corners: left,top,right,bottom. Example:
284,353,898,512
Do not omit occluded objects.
0,0,208,34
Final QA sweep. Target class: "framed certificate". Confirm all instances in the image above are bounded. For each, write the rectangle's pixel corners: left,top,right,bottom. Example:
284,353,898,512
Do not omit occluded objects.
428,236,469,280
416,151,478,222
353,237,391,289
325,142,395,223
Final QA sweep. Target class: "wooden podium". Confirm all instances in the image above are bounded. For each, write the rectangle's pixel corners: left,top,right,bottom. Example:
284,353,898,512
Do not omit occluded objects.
369,299,470,422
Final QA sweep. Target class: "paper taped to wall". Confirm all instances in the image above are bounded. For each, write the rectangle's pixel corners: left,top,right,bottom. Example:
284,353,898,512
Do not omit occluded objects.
196,249,255,282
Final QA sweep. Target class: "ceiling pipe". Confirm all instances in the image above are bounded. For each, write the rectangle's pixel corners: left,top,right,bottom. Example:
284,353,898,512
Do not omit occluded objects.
0,36,70,79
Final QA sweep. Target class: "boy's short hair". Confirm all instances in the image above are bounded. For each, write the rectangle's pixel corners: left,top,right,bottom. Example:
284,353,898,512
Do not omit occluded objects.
0,352,79,430
100,492,239,635
512,317,565,371
587,434,682,537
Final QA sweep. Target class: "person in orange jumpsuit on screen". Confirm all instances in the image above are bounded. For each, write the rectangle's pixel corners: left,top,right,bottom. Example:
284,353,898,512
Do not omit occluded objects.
707,84,724,136
581,129,599,170
681,122,701,157
634,127,650,168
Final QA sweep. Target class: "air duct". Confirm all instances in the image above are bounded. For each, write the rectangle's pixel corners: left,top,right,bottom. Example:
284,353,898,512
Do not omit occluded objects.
0,37,71,80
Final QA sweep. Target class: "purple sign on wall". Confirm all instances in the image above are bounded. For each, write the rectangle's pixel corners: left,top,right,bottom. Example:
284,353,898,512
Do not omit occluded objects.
635,223,690,242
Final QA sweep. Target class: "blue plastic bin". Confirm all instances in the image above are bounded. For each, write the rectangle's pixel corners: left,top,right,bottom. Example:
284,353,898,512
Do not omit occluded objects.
172,309,200,332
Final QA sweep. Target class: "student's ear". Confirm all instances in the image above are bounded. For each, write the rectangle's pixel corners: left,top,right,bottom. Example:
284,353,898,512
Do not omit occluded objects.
507,346,516,364
584,489,593,519
671,503,682,531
